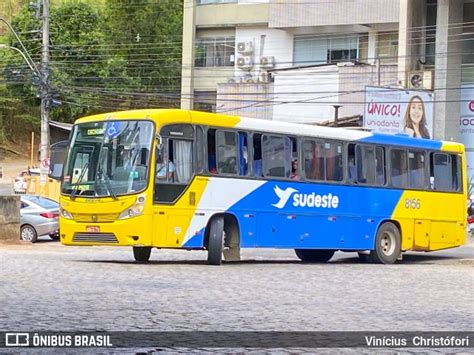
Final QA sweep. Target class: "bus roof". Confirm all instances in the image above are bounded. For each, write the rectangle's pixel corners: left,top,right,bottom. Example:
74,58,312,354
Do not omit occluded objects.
73,109,464,152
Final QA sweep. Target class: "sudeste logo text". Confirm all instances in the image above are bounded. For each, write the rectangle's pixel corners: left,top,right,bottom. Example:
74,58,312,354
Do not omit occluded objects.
272,185,339,209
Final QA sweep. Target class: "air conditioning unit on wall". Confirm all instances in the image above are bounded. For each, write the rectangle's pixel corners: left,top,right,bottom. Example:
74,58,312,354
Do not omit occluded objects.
260,56,275,68
236,56,253,69
237,41,253,54
408,70,434,90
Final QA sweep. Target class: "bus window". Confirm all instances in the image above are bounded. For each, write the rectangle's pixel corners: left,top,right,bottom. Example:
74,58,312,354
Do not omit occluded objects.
156,139,193,184
347,144,356,183
155,139,175,182
451,155,462,191
207,129,217,174
303,140,324,181
195,126,205,173
355,145,375,184
325,142,343,182
252,133,263,177
391,149,408,188
290,137,298,180
172,140,193,183
375,146,386,185
432,153,450,191
239,132,248,176
216,130,238,175
408,151,426,189
154,138,193,203
262,135,291,178
348,144,374,184
50,140,69,180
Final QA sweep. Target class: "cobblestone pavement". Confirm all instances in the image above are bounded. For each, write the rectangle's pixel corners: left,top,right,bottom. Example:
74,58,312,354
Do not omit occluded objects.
0,239,473,354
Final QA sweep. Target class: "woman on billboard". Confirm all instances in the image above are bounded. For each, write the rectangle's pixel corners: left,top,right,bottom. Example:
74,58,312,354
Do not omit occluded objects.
403,95,431,139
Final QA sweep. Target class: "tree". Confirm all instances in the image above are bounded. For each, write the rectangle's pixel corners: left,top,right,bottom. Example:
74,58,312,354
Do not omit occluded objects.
101,0,183,108
0,0,184,144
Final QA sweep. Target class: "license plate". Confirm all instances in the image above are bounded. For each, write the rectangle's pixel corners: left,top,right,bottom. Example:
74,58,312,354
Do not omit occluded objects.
86,226,100,233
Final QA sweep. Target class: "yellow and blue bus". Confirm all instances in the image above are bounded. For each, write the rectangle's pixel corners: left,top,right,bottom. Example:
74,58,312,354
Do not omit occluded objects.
59,109,468,264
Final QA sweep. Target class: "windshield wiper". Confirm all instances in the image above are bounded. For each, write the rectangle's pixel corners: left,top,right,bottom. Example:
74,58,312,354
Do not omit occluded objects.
70,162,89,201
95,165,118,200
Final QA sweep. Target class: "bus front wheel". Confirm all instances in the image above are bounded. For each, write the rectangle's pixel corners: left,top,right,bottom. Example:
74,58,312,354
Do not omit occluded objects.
294,249,335,263
207,216,224,265
133,247,152,262
370,222,401,264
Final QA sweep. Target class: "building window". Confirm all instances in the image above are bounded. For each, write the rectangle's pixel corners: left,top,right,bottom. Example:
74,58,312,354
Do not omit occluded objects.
193,91,216,112
294,35,359,65
197,0,236,4
463,3,474,64
377,32,398,63
195,37,235,67
425,0,437,66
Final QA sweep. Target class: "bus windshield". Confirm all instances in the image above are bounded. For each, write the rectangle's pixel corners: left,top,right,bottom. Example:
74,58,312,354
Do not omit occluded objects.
61,120,154,197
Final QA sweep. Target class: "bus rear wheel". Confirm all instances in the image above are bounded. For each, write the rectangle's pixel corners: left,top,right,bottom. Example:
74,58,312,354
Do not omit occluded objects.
207,216,224,265
294,249,335,263
133,247,152,262
370,222,401,264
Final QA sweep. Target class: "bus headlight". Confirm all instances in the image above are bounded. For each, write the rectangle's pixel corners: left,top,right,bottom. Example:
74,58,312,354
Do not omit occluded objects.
60,207,73,219
119,195,146,219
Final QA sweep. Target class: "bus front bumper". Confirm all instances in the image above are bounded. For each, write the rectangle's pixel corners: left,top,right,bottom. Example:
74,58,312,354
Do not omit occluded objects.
60,215,153,246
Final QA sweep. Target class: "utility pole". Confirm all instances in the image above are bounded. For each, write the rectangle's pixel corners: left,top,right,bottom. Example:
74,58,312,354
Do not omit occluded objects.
40,0,50,180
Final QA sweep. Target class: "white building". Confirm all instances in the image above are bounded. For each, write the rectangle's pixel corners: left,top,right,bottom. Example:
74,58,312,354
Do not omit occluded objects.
181,0,474,142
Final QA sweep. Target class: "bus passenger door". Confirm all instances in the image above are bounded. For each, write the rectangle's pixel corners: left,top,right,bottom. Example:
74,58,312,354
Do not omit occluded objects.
153,134,195,247
413,219,430,249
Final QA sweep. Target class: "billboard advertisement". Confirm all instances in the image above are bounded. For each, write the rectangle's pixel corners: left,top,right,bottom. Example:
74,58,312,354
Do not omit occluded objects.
460,84,474,185
364,86,434,139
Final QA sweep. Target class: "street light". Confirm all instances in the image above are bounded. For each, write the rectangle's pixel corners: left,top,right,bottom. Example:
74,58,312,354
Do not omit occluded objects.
0,16,40,76
1,13,50,185
0,44,40,76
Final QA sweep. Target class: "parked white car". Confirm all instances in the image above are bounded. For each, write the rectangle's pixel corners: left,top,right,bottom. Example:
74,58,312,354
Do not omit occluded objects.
13,168,40,194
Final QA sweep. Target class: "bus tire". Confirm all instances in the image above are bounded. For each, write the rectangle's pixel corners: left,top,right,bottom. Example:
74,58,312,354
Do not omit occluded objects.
294,249,335,263
207,216,224,265
133,247,152,262
369,222,401,264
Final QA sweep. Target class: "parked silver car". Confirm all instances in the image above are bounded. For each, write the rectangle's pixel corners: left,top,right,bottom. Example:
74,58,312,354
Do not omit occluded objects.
20,195,59,243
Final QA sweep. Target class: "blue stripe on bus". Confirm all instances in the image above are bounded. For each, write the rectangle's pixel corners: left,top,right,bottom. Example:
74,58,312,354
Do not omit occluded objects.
358,133,443,150
183,232,205,248
183,181,404,250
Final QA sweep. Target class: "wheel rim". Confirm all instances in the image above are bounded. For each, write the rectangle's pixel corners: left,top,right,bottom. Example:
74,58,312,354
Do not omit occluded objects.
380,230,396,256
21,227,34,241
